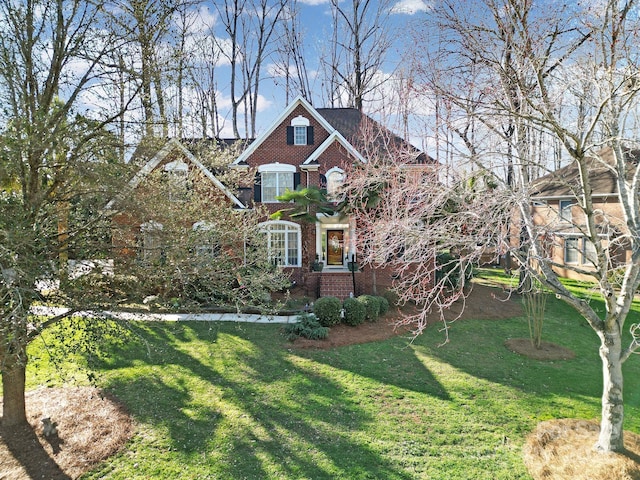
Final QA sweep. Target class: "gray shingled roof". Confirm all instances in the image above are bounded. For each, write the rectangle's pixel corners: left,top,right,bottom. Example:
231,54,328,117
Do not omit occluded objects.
316,107,433,164
531,147,640,198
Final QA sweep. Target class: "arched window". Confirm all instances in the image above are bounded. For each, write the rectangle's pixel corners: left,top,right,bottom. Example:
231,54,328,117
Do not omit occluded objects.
325,167,345,198
259,221,301,267
287,115,314,145
140,221,164,262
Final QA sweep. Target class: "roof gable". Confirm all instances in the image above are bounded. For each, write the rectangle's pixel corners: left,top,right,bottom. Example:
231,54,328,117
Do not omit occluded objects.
531,147,640,199
107,138,246,210
233,96,337,165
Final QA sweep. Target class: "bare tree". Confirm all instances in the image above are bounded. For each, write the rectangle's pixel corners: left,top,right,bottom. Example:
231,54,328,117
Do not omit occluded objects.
321,0,395,111
274,0,312,104
214,0,287,138
348,0,640,454
110,0,189,139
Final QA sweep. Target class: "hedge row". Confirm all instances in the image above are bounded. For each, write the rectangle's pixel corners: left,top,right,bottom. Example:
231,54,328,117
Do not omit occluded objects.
285,294,391,340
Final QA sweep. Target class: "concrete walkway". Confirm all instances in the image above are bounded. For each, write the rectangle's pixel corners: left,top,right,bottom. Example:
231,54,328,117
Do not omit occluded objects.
30,306,299,324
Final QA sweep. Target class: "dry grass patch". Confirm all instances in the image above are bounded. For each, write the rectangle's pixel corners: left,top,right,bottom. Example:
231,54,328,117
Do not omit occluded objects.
0,386,134,480
523,419,640,480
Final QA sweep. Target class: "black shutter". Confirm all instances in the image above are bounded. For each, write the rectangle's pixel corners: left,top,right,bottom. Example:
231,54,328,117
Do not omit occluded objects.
307,126,314,145
319,174,327,192
286,126,294,145
253,172,261,202
293,172,301,190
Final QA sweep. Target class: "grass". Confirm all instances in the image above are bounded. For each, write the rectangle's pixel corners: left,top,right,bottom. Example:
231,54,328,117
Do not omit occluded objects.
15,269,640,479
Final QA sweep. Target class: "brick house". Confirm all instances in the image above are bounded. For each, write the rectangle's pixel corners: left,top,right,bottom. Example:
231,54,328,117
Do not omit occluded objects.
232,96,432,299
530,147,633,281
107,138,247,265
110,97,432,300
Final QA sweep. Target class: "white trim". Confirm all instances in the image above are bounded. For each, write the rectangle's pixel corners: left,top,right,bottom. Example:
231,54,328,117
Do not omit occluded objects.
291,115,310,126
164,160,188,172
257,163,296,173
302,131,366,164
106,139,246,210
141,220,163,232
233,96,338,165
533,193,614,200
192,220,214,231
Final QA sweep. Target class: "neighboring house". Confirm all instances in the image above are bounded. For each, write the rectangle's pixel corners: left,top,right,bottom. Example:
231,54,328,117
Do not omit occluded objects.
530,147,633,281
232,96,432,299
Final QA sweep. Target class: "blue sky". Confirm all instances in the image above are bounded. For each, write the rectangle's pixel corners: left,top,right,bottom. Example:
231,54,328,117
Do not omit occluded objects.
196,0,433,141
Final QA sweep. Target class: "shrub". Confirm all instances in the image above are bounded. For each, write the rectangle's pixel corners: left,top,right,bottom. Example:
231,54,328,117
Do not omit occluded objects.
358,295,380,321
313,296,342,326
284,313,329,340
377,295,390,315
382,289,399,308
436,251,474,288
342,297,366,326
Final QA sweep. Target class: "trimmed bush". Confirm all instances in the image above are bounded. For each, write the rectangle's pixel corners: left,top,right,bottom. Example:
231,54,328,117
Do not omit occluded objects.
377,295,390,315
358,295,380,321
284,313,329,340
313,296,342,326
343,297,366,326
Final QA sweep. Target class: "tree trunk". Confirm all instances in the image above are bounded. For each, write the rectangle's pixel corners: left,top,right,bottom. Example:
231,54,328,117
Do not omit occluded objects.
1,353,28,427
596,330,625,452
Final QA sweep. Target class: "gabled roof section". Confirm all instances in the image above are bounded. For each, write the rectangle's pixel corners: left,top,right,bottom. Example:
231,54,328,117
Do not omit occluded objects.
302,131,366,164
233,95,336,166
107,138,246,210
531,147,640,199
316,108,434,165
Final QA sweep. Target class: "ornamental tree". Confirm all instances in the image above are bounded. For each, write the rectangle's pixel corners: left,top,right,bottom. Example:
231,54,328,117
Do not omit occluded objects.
346,0,640,453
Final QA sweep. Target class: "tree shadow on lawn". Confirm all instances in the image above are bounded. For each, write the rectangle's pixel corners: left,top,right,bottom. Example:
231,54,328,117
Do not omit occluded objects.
401,301,613,417
95,321,417,480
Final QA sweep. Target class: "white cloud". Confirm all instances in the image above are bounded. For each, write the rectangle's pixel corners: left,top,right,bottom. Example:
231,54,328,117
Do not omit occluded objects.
296,0,330,5
390,0,431,15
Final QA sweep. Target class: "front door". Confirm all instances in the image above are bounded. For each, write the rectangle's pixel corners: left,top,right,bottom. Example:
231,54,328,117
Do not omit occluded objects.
326,229,344,266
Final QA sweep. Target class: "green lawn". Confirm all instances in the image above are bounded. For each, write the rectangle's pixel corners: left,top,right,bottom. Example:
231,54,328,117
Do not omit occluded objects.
20,273,640,479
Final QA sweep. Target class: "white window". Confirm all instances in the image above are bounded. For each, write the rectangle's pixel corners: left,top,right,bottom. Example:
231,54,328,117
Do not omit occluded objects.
140,221,164,263
164,160,189,202
564,237,579,264
260,221,301,267
559,200,574,222
294,126,307,145
258,163,296,202
192,221,219,258
290,115,310,146
582,238,597,265
325,167,345,199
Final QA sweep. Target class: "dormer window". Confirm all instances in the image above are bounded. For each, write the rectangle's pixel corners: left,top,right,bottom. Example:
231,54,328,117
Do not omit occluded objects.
287,116,314,146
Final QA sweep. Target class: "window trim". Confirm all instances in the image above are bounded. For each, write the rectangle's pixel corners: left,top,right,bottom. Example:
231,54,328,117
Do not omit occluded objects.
559,199,574,223
259,220,301,267
564,236,580,264
258,163,296,203
325,166,345,199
